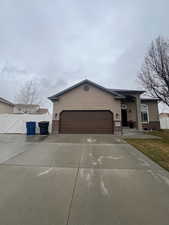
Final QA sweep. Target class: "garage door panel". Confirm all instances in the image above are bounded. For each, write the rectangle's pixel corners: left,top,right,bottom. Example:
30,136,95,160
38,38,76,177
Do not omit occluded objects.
60,128,113,134
60,111,113,134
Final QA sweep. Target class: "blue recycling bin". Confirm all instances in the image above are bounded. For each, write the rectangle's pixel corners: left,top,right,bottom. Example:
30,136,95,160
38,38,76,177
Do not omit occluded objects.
26,122,36,136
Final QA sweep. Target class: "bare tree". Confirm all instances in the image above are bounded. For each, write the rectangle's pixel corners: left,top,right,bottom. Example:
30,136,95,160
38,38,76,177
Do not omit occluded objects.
138,36,169,107
16,80,41,105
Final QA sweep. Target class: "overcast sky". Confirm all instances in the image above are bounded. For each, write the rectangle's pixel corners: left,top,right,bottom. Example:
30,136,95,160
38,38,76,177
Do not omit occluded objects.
0,0,169,110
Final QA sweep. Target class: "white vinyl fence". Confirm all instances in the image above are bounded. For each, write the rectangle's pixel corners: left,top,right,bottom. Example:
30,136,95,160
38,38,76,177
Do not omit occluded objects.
160,117,169,129
0,114,52,134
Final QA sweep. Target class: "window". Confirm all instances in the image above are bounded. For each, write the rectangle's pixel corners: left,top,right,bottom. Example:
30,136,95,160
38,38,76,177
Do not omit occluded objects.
141,104,149,123
141,111,148,123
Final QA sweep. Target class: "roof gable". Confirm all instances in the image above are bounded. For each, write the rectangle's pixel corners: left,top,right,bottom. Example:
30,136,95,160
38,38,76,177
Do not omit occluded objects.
0,97,14,106
48,79,125,101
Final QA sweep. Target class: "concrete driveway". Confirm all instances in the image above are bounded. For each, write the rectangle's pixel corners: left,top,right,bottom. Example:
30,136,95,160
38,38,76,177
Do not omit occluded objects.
0,134,169,225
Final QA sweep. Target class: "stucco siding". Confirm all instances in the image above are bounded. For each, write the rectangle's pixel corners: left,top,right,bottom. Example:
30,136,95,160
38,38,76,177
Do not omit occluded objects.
0,102,13,114
53,84,121,120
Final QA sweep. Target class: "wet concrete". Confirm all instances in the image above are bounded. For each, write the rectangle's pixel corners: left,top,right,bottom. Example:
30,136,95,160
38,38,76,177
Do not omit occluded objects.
45,134,126,144
80,143,162,169
0,165,77,225
0,142,32,163
69,169,169,225
0,134,169,225
4,143,83,167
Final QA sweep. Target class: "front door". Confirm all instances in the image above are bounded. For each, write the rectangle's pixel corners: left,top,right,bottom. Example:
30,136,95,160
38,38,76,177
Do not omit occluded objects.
121,109,128,126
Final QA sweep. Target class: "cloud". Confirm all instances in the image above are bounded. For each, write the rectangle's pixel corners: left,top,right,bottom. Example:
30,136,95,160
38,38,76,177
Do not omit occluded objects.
0,0,169,109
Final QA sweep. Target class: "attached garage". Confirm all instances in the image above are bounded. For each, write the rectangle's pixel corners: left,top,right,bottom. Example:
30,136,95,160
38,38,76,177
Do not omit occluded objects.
49,79,123,135
60,110,113,134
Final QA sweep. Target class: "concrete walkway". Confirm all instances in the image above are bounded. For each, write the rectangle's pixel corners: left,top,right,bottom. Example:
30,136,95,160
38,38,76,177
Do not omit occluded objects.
122,128,161,139
0,134,169,225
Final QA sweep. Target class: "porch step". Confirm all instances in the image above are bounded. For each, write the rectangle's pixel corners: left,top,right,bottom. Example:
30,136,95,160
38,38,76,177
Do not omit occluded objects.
122,127,144,135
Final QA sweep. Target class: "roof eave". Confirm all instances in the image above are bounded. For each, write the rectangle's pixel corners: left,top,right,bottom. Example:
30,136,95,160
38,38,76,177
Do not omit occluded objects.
0,101,14,106
48,97,59,102
48,79,125,101
114,96,126,100
141,98,160,101
109,89,145,94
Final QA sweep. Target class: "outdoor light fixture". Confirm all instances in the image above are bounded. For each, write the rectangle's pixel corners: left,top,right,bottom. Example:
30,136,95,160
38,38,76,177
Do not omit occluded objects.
116,113,119,119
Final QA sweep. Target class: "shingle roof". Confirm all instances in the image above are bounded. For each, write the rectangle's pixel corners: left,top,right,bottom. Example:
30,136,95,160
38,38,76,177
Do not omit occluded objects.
108,88,145,94
0,97,14,106
48,79,145,101
141,97,159,101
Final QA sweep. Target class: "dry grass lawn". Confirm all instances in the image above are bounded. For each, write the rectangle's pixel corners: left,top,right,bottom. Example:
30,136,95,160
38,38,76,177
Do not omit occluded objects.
125,130,169,172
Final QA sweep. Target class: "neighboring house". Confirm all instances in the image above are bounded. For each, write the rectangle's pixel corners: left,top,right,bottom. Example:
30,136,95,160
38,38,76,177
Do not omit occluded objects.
36,108,49,114
48,79,160,135
0,97,14,114
13,104,49,114
159,113,169,129
13,104,40,114
160,113,169,118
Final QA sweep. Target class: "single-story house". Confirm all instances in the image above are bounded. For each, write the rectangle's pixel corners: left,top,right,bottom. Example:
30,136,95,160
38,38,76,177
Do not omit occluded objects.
48,79,160,135
160,113,169,118
13,104,49,114
13,104,40,114
0,97,14,114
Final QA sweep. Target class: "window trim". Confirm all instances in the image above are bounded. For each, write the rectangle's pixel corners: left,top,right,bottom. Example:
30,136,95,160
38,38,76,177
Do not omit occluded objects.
141,104,149,124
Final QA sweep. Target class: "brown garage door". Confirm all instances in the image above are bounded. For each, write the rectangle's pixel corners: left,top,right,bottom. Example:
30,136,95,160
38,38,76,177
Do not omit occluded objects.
60,110,113,134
